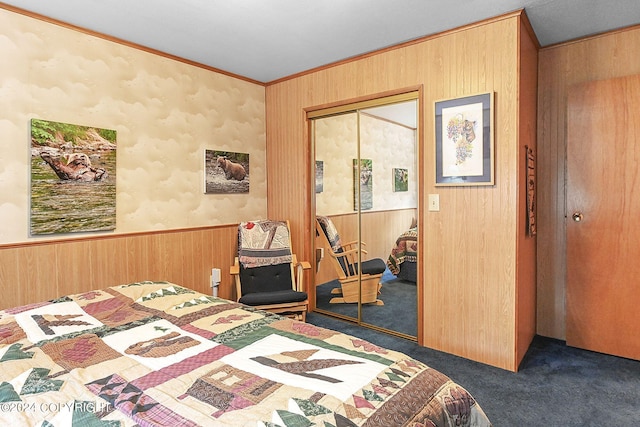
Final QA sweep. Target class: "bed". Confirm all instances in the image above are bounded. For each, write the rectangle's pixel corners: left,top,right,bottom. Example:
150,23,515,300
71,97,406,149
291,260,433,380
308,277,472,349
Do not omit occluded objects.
387,226,418,282
0,281,491,426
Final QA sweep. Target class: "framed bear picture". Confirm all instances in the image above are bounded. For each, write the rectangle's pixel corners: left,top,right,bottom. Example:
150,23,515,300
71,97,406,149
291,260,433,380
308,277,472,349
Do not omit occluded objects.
204,149,249,194
30,118,117,235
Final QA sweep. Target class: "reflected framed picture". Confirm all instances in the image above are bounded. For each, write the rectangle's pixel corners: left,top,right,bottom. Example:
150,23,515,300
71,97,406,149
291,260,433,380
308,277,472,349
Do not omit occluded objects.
435,92,494,186
315,160,324,193
353,158,372,210
393,168,408,192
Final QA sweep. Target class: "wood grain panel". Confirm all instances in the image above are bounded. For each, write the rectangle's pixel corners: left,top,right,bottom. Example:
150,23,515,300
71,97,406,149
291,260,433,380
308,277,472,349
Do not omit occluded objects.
516,17,539,367
566,75,640,360
537,24,640,340
25,245,59,304
90,237,129,289
0,225,239,310
266,11,536,370
56,240,93,296
0,249,20,308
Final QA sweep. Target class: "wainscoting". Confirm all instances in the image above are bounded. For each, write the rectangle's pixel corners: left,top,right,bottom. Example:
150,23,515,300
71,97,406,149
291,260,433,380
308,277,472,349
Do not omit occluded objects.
0,225,239,310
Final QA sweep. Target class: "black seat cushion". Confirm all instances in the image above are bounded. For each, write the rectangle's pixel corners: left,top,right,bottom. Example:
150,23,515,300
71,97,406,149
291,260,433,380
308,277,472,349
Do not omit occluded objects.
239,263,292,294
238,262,307,306
239,289,308,306
361,258,386,275
343,257,387,276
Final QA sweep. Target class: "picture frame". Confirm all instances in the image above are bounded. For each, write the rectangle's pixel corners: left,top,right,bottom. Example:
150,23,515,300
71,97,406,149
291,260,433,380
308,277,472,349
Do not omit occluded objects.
435,92,494,186
353,158,372,211
315,160,324,193
393,168,408,192
30,118,117,235
204,149,249,194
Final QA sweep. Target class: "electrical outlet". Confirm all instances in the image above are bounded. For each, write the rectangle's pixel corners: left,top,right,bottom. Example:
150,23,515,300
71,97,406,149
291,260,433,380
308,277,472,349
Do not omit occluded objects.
211,268,221,283
428,194,440,211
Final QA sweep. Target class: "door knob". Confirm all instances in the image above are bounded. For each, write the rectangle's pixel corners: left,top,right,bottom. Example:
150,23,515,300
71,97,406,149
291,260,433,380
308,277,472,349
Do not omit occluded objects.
572,212,583,222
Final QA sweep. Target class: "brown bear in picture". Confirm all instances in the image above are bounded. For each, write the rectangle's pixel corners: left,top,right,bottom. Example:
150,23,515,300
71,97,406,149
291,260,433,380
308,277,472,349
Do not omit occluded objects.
216,156,246,181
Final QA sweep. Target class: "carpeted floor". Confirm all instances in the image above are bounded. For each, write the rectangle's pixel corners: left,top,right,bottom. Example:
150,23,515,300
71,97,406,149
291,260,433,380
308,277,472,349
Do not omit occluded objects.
306,312,640,426
315,269,417,337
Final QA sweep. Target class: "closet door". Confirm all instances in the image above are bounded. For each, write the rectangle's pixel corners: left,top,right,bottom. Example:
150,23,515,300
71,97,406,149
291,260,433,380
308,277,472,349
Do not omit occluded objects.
313,112,360,322
310,94,419,339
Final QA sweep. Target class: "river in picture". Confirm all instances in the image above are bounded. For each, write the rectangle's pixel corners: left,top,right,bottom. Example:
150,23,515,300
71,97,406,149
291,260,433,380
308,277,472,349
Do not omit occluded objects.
30,150,117,235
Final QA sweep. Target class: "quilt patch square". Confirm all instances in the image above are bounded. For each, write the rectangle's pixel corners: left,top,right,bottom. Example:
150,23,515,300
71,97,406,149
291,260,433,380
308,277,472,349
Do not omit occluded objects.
82,294,151,328
40,334,122,370
0,320,27,345
101,319,218,371
13,301,103,343
222,334,387,401
180,364,282,418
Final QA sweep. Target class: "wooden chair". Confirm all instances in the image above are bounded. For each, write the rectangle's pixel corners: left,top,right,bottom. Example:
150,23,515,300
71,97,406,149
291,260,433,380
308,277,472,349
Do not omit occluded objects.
315,216,384,305
231,220,310,321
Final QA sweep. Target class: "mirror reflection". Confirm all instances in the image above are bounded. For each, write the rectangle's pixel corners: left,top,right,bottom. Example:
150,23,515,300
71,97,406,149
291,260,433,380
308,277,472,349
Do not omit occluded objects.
313,98,418,338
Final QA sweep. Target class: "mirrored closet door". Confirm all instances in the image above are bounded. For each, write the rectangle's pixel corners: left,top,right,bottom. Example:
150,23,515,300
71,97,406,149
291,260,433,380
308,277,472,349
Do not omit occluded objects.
310,92,419,339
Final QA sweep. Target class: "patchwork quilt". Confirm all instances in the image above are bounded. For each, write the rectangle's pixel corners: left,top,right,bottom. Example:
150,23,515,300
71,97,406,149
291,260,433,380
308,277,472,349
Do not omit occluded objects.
387,227,418,275
0,281,491,426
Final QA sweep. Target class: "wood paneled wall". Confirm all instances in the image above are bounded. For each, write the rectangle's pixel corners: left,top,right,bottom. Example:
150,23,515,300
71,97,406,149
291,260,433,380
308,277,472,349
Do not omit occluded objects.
516,18,539,365
537,25,640,339
0,225,239,310
266,11,537,371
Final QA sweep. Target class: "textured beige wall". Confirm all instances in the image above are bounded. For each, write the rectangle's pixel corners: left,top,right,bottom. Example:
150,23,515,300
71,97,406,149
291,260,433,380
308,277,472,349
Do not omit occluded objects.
0,9,266,244
315,113,417,216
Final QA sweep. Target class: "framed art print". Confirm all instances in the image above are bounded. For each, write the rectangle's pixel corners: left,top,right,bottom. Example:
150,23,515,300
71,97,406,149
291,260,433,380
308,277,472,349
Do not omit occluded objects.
435,92,494,186
393,168,408,192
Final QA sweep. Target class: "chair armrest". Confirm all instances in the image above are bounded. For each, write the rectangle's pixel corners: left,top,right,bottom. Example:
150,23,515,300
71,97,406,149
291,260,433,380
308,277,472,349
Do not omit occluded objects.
342,240,367,248
230,258,241,301
230,263,239,275
342,241,358,250
330,247,373,262
298,260,311,270
294,260,312,292
327,248,359,259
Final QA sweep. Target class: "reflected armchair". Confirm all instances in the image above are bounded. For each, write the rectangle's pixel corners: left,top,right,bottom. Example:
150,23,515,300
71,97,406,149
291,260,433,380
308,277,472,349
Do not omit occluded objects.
315,215,385,305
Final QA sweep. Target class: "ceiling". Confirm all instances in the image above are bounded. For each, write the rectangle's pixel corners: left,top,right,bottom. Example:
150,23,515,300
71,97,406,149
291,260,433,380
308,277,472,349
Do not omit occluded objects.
3,0,640,84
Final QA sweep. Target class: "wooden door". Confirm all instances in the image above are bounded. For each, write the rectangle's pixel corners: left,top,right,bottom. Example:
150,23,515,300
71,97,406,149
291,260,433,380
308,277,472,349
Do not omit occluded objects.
566,74,640,360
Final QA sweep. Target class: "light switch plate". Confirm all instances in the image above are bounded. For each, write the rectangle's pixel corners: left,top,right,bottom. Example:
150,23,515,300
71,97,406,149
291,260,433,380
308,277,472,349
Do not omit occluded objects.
428,194,440,211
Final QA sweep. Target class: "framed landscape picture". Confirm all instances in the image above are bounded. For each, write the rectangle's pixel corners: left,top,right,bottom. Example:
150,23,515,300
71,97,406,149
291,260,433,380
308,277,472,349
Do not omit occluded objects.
30,119,116,235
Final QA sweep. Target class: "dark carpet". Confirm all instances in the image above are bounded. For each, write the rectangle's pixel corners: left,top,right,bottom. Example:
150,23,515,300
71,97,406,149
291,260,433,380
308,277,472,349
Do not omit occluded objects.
315,269,417,337
306,312,640,426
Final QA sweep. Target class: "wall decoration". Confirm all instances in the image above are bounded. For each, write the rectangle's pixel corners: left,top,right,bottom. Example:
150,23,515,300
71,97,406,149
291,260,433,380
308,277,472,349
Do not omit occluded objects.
435,92,494,186
353,158,373,210
315,160,324,193
204,149,249,194
30,119,117,235
393,168,408,192
526,145,536,236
